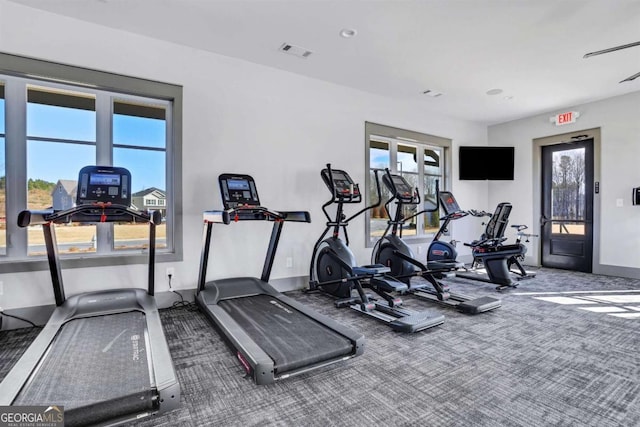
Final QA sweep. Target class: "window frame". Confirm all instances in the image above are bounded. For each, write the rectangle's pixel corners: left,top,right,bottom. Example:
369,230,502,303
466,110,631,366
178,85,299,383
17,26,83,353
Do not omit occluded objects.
0,52,183,273
365,122,451,247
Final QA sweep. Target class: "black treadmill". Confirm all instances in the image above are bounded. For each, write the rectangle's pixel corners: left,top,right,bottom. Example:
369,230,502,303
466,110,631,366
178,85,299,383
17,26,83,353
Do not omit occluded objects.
196,173,365,385
0,166,180,426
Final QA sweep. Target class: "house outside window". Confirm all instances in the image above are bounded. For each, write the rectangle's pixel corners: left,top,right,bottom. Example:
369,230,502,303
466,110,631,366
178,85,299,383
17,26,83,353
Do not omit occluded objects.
365,122,451,247
133,188,167,219
0,53,182,272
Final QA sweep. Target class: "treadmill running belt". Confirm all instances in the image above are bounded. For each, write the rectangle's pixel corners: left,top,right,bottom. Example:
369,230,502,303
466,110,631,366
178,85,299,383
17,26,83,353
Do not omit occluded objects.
219,295,353,374
14,311,155,425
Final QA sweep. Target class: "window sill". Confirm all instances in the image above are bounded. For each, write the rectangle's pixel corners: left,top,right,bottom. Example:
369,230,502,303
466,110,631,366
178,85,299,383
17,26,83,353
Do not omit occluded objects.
0,251,181,274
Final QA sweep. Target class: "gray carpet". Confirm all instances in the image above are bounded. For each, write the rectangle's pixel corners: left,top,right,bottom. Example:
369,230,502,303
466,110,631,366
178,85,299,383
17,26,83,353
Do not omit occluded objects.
2,268,640,426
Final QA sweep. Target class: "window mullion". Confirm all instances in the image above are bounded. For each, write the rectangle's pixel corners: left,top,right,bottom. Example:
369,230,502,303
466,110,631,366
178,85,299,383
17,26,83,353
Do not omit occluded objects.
390,140,398,174
5,77,28,258
417,145,425,236
95,92,112,254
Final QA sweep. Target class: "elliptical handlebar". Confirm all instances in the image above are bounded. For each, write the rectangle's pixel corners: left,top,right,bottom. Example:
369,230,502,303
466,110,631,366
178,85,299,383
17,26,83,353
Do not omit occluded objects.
510,224,538,242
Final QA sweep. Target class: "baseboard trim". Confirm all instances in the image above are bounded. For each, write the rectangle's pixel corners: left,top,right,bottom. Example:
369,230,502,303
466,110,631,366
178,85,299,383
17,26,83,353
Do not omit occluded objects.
0,278,311,331
593,264,640,280
270,276,309,292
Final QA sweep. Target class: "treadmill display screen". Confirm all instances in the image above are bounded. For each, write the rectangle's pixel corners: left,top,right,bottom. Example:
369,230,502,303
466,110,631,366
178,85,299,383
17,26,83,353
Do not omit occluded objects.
90,173,121,186
227,179,250,190
219,174,260,208
77,166,131,206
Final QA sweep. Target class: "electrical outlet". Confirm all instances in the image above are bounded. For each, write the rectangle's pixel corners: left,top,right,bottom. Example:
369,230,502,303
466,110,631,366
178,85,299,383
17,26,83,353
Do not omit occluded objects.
0,281,3,296
417,246,422,254
286,257,293,268
166,267,175,278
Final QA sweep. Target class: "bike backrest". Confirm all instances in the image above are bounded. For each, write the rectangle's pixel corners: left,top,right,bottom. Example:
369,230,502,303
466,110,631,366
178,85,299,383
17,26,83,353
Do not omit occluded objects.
483,202,512,240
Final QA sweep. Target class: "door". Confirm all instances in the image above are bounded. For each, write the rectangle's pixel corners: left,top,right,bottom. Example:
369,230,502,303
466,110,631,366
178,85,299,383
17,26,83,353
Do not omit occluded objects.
541,139,594,272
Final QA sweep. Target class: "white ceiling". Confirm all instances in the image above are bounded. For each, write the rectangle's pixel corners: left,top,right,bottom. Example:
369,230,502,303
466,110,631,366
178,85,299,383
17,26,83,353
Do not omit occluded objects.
10,0,640,125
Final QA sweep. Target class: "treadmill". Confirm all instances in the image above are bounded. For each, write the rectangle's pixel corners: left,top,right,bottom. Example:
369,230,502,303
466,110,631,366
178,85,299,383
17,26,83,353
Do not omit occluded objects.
196,173,365,385
0,166,180,426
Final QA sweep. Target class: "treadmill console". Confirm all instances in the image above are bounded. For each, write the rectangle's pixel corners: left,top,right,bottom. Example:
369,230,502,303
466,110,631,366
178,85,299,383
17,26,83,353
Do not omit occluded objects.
320,168,361,201
382,173,415,202
77,165,131,206
439,191,462,215
219,174,260,209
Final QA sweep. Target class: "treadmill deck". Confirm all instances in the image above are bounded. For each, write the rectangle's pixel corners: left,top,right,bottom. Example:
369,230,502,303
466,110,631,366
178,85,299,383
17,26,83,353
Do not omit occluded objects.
218,294,354,374
14,311,155,425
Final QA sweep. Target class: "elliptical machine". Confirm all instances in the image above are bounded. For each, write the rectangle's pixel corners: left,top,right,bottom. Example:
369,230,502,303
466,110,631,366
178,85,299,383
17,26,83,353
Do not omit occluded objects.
428,190,536,290
371,169,501,314
309,164,444,333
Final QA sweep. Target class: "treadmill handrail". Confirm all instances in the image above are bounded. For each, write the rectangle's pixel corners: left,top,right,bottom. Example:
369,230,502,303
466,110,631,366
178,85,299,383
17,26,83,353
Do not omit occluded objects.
18,204,159,305
17,204,158,227
203,207,311,224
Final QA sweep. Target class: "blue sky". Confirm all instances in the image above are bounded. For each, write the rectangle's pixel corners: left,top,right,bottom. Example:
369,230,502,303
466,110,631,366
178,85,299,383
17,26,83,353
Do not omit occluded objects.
7,103,168,191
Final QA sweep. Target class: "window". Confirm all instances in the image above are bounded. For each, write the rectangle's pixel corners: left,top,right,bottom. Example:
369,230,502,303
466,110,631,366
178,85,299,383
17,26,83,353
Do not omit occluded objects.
365,122,451,246
0,52,182,272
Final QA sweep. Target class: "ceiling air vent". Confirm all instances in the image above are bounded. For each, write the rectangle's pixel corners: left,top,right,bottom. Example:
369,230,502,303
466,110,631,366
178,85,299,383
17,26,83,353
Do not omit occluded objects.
422,90,443,98
279,43,313,58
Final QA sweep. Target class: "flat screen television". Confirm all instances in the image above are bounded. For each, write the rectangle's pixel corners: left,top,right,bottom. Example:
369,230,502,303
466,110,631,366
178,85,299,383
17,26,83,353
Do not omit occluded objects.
459,146,514,180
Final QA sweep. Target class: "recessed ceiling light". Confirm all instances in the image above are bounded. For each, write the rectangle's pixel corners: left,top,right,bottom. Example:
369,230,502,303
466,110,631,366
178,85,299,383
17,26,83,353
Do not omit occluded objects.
340,28,357,38
486,88,503,95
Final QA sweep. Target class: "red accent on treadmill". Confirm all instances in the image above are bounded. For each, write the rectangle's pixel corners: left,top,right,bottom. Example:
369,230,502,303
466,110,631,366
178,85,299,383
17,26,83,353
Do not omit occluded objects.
237,352,252,374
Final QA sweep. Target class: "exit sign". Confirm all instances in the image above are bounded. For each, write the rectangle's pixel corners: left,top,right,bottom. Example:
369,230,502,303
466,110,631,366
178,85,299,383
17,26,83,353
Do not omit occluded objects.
551,111,580,126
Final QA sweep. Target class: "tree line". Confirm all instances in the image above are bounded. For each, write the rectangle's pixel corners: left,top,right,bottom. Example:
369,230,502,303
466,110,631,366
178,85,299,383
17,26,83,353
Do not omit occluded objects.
552,149,585,220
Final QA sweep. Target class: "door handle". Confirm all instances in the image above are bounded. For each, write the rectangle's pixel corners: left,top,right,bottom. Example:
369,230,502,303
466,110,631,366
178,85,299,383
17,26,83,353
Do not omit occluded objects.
540,215,551,226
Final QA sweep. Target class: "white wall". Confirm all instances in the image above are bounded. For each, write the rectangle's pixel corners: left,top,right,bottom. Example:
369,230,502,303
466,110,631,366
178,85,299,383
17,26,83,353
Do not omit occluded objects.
0,1,488,310
488,91,640,272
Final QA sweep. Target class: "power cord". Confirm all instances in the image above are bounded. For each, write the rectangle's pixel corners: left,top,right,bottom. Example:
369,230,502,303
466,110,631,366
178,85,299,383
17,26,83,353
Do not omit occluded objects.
0,307,43,329
167,274,196,311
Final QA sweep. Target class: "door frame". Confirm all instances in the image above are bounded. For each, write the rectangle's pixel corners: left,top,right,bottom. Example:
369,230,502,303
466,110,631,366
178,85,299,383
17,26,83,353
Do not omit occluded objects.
532,128,601,271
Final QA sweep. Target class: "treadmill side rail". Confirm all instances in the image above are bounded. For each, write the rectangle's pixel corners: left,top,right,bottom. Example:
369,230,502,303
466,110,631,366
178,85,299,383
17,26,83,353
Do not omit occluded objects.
139,294,181,411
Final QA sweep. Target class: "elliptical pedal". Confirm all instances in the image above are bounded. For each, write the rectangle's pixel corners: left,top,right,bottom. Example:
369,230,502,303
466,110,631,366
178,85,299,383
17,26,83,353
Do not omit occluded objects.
388,310,445,333
457,295,502,314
